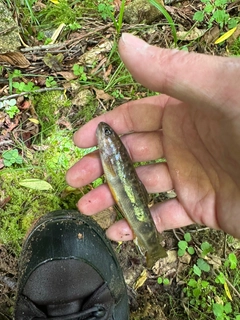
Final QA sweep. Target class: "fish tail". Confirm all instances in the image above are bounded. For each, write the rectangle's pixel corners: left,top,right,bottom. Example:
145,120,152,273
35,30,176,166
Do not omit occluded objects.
146,245,167,268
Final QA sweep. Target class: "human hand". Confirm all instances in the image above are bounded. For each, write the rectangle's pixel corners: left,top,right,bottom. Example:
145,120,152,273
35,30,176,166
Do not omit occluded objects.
66,33,240,240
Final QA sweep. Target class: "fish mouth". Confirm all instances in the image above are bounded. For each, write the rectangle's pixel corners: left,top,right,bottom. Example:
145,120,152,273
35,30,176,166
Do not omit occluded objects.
96,122,110,150
96,122,104,142
96,122,113,139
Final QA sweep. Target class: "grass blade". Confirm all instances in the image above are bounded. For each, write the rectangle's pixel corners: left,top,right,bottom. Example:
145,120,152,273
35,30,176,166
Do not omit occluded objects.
148,0,177,47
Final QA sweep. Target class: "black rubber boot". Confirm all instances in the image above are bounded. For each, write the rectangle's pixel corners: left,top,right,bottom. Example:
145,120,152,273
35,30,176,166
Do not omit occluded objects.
15,210,129,320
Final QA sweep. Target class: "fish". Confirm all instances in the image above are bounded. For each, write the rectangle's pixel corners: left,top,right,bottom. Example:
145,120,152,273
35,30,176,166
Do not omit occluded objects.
96,122,167,268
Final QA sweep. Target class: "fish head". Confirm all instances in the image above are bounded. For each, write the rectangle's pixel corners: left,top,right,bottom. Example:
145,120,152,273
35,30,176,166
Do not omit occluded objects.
96,122,122,157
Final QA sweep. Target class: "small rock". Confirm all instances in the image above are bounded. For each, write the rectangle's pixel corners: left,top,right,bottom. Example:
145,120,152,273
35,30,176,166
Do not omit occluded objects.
72,89,93,107
0,2,21,53
124,0,163,24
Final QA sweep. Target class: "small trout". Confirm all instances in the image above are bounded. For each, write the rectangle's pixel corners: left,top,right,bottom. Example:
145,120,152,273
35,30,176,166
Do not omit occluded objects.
96,122,167,268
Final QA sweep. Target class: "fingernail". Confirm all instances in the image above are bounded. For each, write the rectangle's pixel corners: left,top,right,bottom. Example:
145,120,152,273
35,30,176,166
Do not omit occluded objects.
121,33,150,51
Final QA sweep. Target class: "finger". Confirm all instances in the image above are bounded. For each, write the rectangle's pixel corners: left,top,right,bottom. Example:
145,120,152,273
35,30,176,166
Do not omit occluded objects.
66,151,102,188
106,199,194,241
77,184,114,215
77,163,173,214
122,131,164,162
73,95,169,148
66,131,165,187
119,33,240,109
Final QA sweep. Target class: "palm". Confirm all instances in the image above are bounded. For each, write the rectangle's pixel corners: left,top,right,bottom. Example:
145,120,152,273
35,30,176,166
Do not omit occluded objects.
162,98,240,237
67,33,240,240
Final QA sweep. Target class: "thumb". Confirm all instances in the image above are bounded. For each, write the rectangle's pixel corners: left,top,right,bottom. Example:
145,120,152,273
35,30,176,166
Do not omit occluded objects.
118,33,240,108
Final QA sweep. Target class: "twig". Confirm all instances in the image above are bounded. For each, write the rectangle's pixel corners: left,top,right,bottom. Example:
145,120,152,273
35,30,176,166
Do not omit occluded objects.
213,270,240,299
0,26,17,36
0,275,17,290
225,277,240,299
223,232,227,259
0,140,13,146
20,23,113,53
173,229,181,241
0,87,64,102
188,227,210,233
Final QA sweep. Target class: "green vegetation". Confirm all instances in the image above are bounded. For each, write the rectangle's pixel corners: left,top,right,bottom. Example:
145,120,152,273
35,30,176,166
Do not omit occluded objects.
177,233,240,320
0,98,19,118
229,37,240,55
1,0,240,319
97,0,126,34
193,0,239,29
148,0,177,46
177,232,195,256
2,149,23,167
157,277,170,285
0,128,92,253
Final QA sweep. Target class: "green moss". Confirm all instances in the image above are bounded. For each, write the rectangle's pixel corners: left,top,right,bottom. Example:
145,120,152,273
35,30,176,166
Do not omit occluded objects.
229,36,240,56
0,169,61,254
71,89,99,124
36,0,82,28
0,127,95,254
33,90,70,138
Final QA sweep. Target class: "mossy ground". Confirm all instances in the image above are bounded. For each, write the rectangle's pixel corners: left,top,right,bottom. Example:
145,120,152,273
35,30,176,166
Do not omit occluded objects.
1,0,240,319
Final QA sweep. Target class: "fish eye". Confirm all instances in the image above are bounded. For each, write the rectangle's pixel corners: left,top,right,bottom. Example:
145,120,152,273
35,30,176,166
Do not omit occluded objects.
104,127,112,136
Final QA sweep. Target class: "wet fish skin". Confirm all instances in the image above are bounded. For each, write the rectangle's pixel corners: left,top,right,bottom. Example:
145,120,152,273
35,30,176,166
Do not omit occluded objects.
96,122,167,268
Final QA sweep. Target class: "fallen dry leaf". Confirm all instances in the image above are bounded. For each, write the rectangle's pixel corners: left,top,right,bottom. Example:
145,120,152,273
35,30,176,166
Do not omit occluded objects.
57,117,72,130
203,26,220,44
0,196,11,208
93,88,113,101
72,89,93,106
133,268,148,290
57,71,77,81
177,27,207,41
0,52,30,68
79,40,113,65
92,207,117,229
152,250,177,275
32,144,49,151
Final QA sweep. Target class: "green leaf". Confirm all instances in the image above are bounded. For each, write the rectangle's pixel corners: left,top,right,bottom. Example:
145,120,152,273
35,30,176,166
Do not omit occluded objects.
193,287,201,298
163,278,170,285
188,279,197,287
201,241,213,256
215,0,227,7
184,232,191,242
15,156,23,164
3,159,12,167
204,3,214,13
213,303,224,317
157,277,163,284
228,253,237,269
224,302,232,314
193,264,201,277
215,272,225,284
201,280,209,288
2,149,22,164
19,179,53,191
213,9,228,24
178,240,188,250
228,18,238,29
197,258,210,272
3,149,16,160
178,248,185,256
193,11,205,22
187,246,195,255
148,0,178,47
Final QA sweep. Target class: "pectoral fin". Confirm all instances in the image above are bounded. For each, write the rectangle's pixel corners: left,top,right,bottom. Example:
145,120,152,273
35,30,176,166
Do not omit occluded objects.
133,237,146,256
